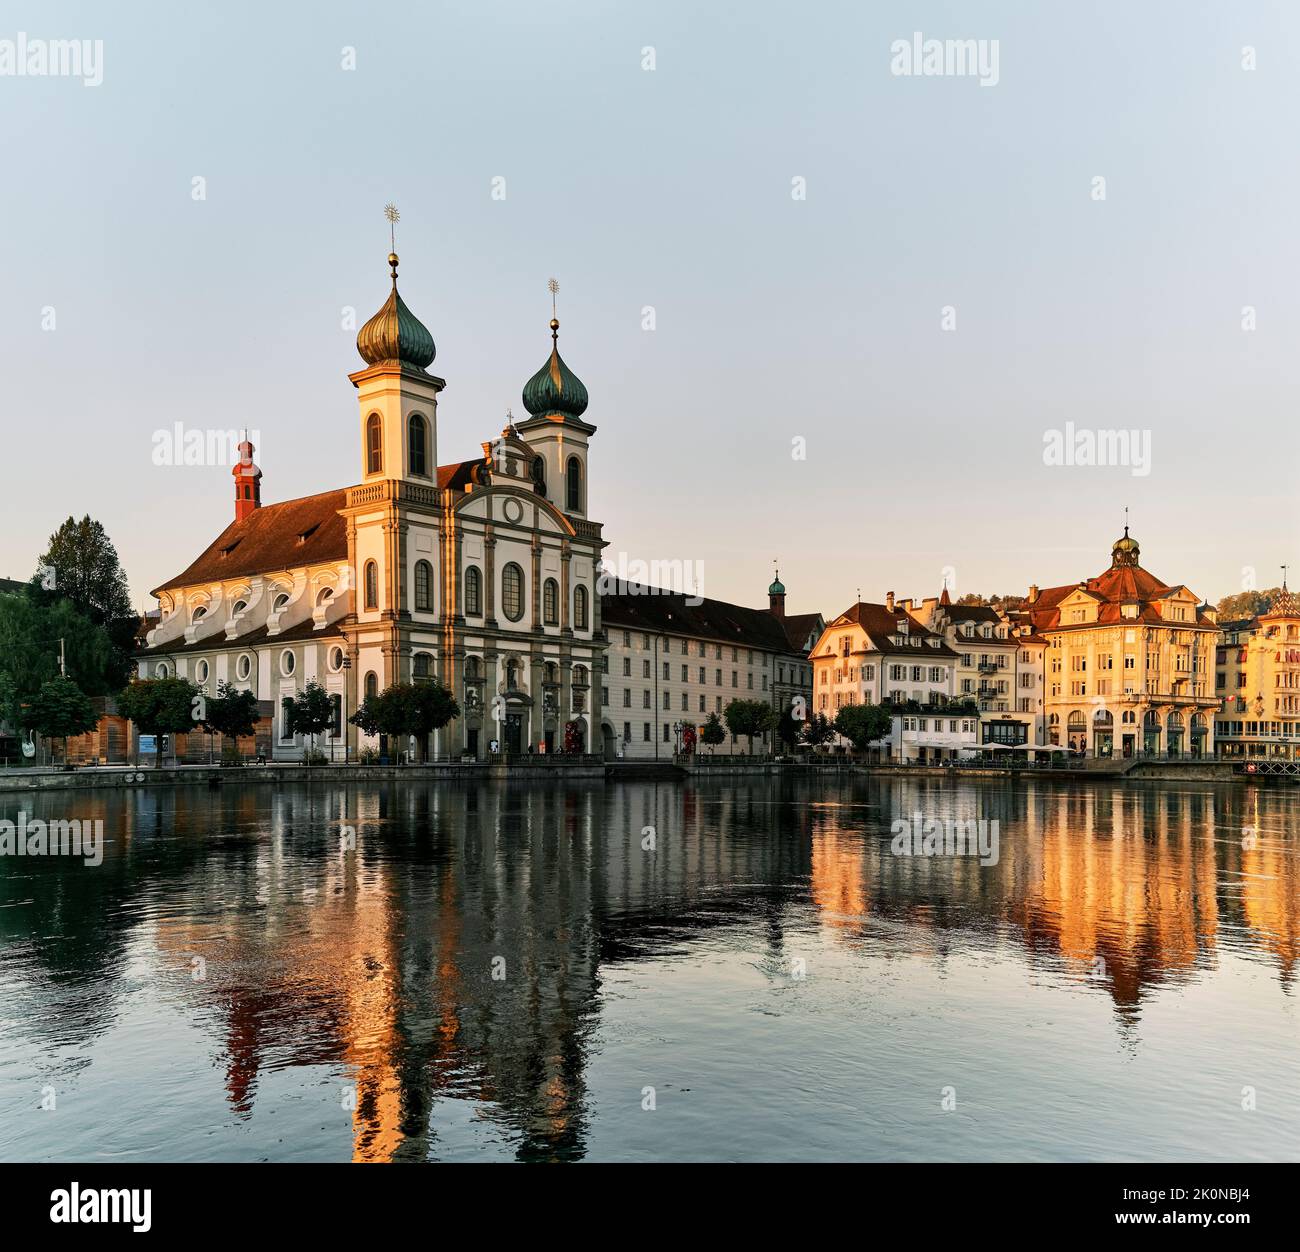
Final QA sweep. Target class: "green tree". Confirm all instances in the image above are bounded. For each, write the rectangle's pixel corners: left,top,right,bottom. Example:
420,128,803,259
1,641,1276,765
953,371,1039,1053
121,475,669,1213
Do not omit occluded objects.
700,711,726,752
723,698,777,755
407,682,460,761
801,712,836,749
349,694,382,739
202,681,261,763
33,515,137,690
834,703,893,753
361,682,460,761
287,682,335,758
1217,588,1280,620
116,677,201,767
26,676,98,765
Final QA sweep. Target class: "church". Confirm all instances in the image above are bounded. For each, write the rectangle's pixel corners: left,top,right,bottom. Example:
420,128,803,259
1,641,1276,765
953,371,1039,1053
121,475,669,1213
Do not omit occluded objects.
137,247,608,760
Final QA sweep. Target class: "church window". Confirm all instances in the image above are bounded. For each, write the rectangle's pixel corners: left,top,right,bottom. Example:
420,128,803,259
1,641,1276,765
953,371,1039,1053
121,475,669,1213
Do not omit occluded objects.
366,414,383,474
532,457,546,495
236,654,251,680
408,414,428,477
364,671,378,700
414,560,432,611
195,660,209,683
413,652,432,683
364,561,378,610
543,578,559,625
574,584,589,630
465,566,482,616
192,605,207,622
280,650,295,676
273,593,290,613
566,456,582,511
329,647,344,672
502,563,525,622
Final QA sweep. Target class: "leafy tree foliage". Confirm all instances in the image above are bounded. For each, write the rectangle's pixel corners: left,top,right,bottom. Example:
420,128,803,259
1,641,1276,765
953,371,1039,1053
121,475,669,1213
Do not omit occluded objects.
800,712,836,748
723,698,777,754
348,682,459,761
834,703,893,751
201,681,261,762
26,676,98,763
287,681,335,755
116,677,201,767
699,711,726,750
1217,588,1282,620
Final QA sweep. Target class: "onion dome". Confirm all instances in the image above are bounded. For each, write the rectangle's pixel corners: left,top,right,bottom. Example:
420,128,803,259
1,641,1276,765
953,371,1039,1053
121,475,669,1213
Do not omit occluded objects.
522,318,589,419
356,253,436,371
768,570,786,596
1111,525,1140,568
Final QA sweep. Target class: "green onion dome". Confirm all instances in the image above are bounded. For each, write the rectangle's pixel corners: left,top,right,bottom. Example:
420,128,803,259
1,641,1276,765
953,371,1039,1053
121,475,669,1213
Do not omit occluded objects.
522,319,589,419
356,253,436,371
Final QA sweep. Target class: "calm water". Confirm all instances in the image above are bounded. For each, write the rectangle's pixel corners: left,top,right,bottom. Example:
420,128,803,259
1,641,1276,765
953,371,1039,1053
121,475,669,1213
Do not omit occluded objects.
0,776,1296,1162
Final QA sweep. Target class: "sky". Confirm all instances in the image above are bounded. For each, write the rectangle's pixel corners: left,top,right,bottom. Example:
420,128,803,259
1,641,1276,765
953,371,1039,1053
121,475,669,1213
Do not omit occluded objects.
2,0,1298,618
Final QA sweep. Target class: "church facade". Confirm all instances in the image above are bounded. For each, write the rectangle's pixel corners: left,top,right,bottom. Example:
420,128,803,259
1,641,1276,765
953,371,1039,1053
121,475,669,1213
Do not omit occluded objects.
137,250,607,760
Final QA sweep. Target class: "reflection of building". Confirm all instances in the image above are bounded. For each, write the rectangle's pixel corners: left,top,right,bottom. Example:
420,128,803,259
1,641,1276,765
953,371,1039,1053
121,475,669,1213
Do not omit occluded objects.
133,250,606,761
1214,581,1300,761
1013,529,1219,758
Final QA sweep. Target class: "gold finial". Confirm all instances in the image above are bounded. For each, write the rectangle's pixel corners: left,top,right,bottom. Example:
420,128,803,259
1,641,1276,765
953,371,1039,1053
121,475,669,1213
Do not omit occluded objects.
1284,564,1290,591
384,204,400,281
547,277,560,338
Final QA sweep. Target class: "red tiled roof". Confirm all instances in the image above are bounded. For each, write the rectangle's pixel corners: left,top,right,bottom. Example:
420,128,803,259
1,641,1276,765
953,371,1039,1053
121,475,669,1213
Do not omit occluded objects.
825,602,959,658
780,611,823,654
1019,562,1214,632
437,459,484,491
152,490,349,595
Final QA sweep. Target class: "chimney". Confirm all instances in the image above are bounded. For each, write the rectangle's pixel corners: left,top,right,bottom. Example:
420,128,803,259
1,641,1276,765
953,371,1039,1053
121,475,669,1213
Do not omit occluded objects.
886,591,895,612
233,439,262,522
1028,584,1039,604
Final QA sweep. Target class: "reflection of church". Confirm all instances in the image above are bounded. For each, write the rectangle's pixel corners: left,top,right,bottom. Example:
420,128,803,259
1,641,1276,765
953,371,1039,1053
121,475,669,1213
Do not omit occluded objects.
137,249,606,759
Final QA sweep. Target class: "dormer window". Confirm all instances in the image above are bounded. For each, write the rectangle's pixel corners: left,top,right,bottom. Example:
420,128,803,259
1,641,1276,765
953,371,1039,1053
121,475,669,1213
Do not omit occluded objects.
191,606,207,623
297,524,320,545
272,593,290,613
231,599,247,616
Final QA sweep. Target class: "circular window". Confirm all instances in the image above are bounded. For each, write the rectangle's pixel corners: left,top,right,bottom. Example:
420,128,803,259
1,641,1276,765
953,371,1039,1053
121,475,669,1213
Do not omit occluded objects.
329,646,344,672
281,650,296,676
196,659,209,683
502,497,524,525
236,653,252,680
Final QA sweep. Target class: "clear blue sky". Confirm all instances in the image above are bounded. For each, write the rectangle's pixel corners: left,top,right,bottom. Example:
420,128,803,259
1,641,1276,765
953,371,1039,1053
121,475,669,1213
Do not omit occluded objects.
3,0,1297,615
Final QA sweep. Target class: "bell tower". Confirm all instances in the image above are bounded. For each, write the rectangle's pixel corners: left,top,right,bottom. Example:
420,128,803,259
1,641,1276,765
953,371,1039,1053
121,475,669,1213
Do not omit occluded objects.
232,437,262,522
350,208,444,485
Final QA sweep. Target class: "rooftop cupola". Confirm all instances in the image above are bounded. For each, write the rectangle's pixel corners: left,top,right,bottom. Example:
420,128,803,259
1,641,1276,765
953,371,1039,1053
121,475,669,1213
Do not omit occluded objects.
356,250,436,373
1111,525,1140,568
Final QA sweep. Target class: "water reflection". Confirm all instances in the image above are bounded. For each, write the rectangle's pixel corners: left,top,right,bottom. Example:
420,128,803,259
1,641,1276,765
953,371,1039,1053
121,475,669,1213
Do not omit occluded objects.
0,777,1295,1161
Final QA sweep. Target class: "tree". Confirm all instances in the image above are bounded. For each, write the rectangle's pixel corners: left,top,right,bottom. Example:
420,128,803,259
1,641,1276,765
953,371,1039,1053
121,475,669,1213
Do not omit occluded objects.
202,681,261,763
359,682,460,761
801,712,836,749
1217,588,1280,620
116,677,201,767
834,703,893,753
723,698,778,755
26,676,97,765
700,712,726,752
287,682,335,758
777,698,805,748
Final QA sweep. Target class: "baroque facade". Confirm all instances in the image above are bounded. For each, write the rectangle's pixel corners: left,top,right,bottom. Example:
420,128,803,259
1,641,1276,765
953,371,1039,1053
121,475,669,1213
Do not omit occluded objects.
1214,582,1300,761
137,250,607,759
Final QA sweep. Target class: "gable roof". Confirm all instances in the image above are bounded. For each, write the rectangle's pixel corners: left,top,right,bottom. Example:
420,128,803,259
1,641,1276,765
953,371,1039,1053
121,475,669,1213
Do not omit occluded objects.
780,611,824,654
824,602,959,658
1019,562,1214,632
601,585,801,654
152,489,349,596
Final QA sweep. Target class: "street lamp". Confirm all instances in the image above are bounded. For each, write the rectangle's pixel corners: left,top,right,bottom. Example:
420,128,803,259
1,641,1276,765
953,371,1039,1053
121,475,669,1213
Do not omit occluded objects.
342,655,352,765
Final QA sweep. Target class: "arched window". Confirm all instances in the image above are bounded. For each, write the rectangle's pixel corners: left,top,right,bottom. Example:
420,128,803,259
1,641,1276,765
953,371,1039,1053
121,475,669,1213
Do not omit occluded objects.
156,662,169,678
364,560,378,610
464,655,481,681
272,592,290,613
566,456,582,511
543,578,559,625
408,414,428,477
366,414,383,474
464,565,482,616
191,605,207,622
414,560,432,611
574,584,589,631
413,652,432,683
532,456,546,495
364,671,378,700
501,562,524,622
315,587,334,606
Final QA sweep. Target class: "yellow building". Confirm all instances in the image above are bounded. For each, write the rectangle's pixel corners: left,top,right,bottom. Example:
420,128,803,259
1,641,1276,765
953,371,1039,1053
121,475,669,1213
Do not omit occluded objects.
1215,582,1300,761
1014,529,1219,758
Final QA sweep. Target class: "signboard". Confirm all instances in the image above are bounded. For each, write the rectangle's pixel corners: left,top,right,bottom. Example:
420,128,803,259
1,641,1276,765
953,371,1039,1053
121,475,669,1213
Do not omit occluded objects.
138,735,157,754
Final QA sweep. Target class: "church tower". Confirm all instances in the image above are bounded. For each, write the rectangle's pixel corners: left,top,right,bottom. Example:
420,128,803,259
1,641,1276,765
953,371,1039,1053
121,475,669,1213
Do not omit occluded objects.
350,249,444,485
232,438,262,522
515,283,595,517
